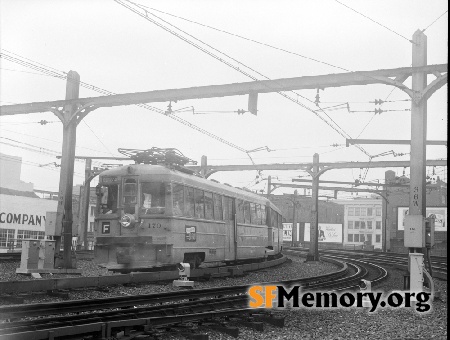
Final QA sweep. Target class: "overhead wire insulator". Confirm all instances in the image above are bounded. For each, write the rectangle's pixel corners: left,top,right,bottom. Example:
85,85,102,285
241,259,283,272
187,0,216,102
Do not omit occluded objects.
314,88,320,106
375,108,383,114
39,120,49,125
237,109,246,115
374,99,384,105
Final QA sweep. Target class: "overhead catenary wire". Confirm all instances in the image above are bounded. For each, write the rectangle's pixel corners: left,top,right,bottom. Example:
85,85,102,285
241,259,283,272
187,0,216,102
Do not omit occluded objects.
422,10,448,32
0,49,249,155
115,0,371,157
334,0,414,44
129,4,413,145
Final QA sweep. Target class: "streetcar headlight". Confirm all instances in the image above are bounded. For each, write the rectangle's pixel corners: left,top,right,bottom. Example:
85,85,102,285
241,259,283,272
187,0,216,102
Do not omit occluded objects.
120,214,136,228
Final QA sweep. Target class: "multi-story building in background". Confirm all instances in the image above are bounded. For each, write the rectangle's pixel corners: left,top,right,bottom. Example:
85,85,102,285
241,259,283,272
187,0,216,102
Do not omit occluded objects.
333,198,383,250
0,153,56,252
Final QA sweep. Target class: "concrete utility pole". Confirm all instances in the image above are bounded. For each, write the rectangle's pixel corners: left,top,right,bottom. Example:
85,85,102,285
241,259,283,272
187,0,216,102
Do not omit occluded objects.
405,30,428,293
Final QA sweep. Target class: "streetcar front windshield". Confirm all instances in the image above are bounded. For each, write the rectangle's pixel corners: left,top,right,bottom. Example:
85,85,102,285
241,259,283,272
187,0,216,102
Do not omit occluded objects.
141,182,166,214
99,184,118,214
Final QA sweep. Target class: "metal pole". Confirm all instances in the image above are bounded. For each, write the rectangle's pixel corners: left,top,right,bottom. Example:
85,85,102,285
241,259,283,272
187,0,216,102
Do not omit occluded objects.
57,71,80,269
307,153,320,261
200,155,207,178
291,190,298,247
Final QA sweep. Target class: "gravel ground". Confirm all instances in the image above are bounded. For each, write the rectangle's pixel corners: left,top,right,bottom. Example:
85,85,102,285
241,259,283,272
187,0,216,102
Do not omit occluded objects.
0,257,447,339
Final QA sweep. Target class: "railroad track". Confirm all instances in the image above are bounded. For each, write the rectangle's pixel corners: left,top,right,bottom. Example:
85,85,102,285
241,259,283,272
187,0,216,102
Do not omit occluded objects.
287,247,447,281
0,254,387,339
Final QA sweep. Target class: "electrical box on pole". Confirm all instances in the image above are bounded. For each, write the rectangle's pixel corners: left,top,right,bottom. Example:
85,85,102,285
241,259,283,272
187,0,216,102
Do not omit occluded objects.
404,215,425,248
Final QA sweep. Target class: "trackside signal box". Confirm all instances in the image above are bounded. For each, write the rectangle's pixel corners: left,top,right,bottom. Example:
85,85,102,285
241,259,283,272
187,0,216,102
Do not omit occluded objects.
404,215,424,248
425,216,435,248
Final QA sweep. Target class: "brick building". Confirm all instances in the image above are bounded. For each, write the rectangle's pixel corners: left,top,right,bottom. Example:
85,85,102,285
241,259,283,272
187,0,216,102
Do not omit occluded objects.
384,170,447,256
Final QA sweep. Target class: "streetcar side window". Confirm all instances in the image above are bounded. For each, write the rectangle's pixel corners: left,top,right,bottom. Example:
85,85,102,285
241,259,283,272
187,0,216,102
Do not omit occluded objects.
223,196,234,221
204,191,214,220
141,182,166,214
270,208,276,228
185,186,195,217
250,203,257,224
213,194,223,220
172,183,184,216
236,200,244,223
194,188,205,219
255,204,262,225
98,184,118,214
123,179,137,214
244,201,251,224
261,205,266,225
278,213,282,229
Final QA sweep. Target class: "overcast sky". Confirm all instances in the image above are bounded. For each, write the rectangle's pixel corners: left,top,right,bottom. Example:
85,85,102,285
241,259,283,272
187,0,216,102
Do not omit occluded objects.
0,0,447,198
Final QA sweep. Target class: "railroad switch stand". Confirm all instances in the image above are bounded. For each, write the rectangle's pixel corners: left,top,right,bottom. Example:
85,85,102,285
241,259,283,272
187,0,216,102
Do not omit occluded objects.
173,263,195,288
359,279,372,308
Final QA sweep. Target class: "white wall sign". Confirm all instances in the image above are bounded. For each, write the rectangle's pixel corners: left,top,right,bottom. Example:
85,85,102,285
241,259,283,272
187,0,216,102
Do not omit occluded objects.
282,223,299,242
304,223,343,243
398,207,447,231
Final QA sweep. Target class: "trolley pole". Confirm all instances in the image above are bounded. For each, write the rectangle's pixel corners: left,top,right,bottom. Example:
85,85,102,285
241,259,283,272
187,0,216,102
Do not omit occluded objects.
306,153,320,261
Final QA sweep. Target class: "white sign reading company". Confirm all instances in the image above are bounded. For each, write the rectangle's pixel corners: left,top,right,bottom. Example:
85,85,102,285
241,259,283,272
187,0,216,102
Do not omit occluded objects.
304,223,343,243
398,207,447,232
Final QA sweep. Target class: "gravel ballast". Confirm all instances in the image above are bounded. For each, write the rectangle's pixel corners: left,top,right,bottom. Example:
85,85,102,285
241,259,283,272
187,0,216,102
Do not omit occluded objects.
0,256,447,339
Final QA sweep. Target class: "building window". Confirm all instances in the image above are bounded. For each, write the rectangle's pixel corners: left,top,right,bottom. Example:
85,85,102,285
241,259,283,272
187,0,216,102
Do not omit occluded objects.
360,234,365,243
348,207,354,216
354,207,360,216
376,207,382,216
348,221,354,229
360,221,366,229
90,206,95,216
89,222,94,232
354,221,360,229
376,221,381,229
0,229,16,248
367,208,373,216
360,208,366,216
348,234,353,242
367,221,372,229
376,234,381,243
354,234,359,242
